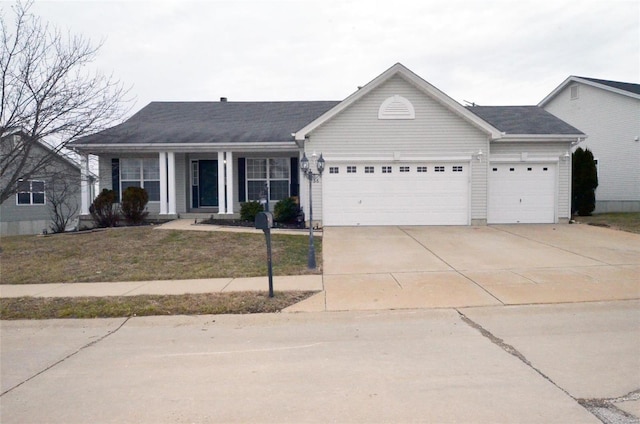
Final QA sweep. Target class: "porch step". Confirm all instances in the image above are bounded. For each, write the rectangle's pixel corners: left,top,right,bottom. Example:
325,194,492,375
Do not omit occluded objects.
179,213,240,221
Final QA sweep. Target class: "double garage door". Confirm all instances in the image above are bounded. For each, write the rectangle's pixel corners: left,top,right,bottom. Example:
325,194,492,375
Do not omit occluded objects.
322,162,469,226
488,163,556,224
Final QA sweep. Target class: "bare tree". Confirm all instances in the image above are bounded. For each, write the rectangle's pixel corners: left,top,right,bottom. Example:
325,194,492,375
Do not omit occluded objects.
0,1,129,204
47,170,80,233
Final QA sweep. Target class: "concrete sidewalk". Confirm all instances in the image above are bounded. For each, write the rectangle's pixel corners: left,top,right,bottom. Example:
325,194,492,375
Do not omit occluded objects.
0,275,323,298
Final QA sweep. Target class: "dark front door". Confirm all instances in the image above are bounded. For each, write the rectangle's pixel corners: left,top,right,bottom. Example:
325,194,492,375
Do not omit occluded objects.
199,160,218,207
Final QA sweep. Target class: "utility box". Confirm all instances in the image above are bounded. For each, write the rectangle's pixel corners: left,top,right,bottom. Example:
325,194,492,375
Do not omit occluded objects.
255,212,273,230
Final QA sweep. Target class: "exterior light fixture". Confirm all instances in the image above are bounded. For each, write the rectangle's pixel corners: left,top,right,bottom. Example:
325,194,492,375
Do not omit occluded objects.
300,151,325,269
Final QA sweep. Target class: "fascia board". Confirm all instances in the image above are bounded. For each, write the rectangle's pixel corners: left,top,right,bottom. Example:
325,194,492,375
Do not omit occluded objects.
70,142,298,154
495,134,585,143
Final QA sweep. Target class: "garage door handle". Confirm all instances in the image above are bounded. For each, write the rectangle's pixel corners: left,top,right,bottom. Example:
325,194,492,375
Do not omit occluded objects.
520,198,522,203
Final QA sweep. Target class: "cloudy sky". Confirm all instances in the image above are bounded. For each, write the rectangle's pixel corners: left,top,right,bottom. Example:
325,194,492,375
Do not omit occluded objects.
21,0,640,114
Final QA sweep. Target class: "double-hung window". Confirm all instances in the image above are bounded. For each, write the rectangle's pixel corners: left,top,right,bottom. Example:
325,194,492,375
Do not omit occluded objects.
120,158,160,201
246,158,290,202
16,180,45,205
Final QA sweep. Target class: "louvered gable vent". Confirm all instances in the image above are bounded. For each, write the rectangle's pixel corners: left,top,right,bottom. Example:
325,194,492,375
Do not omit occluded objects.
378,95,415,120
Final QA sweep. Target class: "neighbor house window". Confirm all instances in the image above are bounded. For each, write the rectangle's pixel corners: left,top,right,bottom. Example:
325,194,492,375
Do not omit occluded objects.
120,158,160,201
246,158,290,202
16,180,45,205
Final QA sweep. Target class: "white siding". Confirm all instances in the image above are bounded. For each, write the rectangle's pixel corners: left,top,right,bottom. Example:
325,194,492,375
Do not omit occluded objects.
306,75,489,223
543,83,640,211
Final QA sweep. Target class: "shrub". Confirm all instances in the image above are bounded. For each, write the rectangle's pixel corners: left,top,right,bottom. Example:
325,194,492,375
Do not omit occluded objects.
572,147,599,216
240,201,264,222
90,189,119,228
121,186,149,225
274,197,299,223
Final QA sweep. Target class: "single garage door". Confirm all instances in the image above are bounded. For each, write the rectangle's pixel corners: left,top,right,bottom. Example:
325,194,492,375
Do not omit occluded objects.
322,162,469,226
488,163,556,224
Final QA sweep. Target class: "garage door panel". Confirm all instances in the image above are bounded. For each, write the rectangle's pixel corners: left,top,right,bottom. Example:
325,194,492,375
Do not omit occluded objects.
323,163,469,226
488,164,556,224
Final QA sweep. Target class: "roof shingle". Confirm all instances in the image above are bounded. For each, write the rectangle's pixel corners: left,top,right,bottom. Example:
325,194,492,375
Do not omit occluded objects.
467,106,584,135
72,101,340,145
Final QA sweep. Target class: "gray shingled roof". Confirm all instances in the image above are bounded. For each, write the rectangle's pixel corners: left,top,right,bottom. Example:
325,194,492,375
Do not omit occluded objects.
578,77,640,95
467,106,584,135
72,101,340,145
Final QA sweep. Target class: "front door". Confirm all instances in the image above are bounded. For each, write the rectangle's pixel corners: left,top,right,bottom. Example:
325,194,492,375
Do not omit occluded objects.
197,160,218,207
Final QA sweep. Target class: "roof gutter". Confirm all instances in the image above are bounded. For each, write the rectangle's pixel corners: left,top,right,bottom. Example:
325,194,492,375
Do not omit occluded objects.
495,134,586,143
70,141,299,154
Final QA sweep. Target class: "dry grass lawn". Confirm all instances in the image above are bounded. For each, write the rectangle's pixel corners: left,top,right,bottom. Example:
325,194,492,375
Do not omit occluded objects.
0,227,321,284
573,212,640,234
0,291,316,319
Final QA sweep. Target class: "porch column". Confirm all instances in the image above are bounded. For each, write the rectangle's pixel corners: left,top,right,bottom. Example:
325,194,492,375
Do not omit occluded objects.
217,151,226,214
80,154,90,215
225,151,234,214
167,152,176,215
159,152,168,215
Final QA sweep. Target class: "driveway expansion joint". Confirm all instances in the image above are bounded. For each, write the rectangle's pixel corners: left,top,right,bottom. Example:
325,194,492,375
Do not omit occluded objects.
455,309,626,424
0,317,131,398
490,225,611,266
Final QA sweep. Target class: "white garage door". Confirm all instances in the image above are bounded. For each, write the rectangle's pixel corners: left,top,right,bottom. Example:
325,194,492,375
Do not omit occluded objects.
322,162,469,226
488,163,556,224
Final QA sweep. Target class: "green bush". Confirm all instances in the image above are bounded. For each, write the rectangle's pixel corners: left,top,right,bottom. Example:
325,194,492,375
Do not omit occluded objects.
240,201,264,222
572,147,599,216
274,197,299,223
121,186,149,224
90,189,119,228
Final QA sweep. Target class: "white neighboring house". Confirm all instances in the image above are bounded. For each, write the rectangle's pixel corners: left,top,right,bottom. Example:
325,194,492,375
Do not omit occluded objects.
539,76,640,213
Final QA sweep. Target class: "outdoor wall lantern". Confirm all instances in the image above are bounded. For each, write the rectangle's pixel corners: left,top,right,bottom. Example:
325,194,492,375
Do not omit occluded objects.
300,151,325,269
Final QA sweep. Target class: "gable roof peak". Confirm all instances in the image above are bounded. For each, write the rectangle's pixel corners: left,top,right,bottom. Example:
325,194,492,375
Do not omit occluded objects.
294,63,502,141
539,75,640,106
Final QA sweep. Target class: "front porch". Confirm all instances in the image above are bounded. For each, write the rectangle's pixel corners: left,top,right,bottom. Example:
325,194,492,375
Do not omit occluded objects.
79,150,301,223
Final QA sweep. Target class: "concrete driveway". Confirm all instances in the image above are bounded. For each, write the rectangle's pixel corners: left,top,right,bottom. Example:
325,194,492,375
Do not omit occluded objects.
314,224,640,311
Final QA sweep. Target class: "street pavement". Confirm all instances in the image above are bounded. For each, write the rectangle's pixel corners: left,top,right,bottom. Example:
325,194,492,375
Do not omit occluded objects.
1,302,639,423
1,222,639,423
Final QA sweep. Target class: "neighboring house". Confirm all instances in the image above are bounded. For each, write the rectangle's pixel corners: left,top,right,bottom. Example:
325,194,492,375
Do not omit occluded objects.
539,76,640,213
0,134,89,235
70,63,584,226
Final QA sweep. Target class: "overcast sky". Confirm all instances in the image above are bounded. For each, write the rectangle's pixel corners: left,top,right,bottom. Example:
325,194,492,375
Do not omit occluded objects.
21,0,640,114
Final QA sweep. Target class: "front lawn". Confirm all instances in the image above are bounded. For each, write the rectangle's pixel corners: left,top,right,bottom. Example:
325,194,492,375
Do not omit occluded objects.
0,227,321,284
0,291,316,319
573,212,640,234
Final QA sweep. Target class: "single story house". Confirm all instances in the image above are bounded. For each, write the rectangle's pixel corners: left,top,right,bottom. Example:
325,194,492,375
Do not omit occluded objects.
539,76,640,213
70,63,584,226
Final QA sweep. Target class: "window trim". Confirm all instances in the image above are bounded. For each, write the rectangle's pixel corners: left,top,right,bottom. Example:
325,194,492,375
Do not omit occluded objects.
16,179,46,206
245,157,291,202
120,158,161,202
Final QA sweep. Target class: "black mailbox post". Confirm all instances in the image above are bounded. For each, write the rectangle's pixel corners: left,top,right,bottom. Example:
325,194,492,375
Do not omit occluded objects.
255,212,274,297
